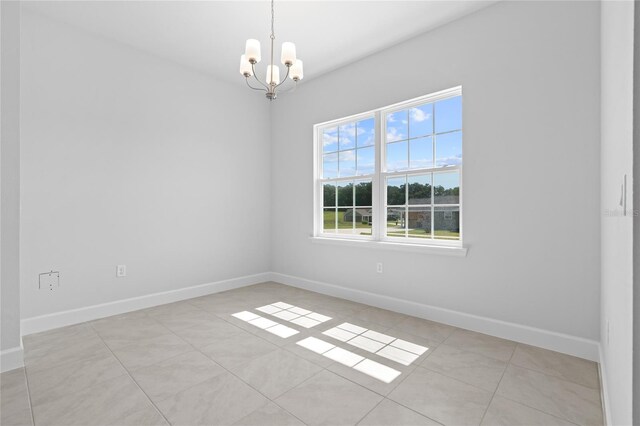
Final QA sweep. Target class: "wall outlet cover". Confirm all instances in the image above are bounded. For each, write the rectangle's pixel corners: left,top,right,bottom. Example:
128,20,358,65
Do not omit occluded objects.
116,265,127,277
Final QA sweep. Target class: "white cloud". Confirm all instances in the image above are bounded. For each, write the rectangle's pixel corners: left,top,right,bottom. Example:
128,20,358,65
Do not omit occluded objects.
408,158,434,169
323,129,338,148
436,155,462,167
410,107,431,123
386,127,406,141
339,149,356,162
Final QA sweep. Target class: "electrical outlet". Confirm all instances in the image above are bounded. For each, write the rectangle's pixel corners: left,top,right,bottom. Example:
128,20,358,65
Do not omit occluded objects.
116,265,127,277
376,262,383,273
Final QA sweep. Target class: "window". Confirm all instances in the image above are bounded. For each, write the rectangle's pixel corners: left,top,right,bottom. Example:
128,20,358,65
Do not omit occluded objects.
321,117,375,236
314,87,462,247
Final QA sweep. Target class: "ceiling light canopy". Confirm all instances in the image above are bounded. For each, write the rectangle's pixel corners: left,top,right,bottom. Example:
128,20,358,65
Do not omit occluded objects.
239,0,303,101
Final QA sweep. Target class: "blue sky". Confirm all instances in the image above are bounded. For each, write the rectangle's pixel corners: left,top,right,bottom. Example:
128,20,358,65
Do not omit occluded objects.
322,96,462,179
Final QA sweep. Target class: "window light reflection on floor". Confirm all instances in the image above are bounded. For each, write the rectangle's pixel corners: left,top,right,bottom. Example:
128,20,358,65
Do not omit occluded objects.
297,336,401,383
255,302,332,328
231,311,299,338
322,322,428,366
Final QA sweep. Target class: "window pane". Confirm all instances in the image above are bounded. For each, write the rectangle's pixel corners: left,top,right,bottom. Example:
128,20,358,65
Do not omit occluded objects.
357,118,375,147
339,150,356,177
387,207,406,237
409,136,433,170
355,180,372,206
435,96,462,133
354,207,373,236
434,206,460,240
434,171,460,204
323,208,336,233
323,183,336,207
337,181,353,206
386,176,406,206
339,123,356,150
408,174,431,205
435,131,462,167
337,208,353,233
408,207,432,239
409,103,433,138
386,141,408,171
323,127,338,153
323,153,338,178
356,146,375,176
386,110,407,142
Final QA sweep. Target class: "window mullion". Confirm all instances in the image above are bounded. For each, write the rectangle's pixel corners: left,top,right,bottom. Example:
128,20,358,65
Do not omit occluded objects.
373,110,383,241
405,176,409,237
431,173,435,240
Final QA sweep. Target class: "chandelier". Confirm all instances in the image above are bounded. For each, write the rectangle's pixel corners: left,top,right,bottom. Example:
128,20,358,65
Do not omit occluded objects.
239,0,303,100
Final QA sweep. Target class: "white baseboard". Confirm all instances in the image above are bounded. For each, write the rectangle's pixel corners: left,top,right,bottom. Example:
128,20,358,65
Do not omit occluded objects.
1,341,24,373
598,344,612,426
21,272,271,336
269,272,600,362
19,270,600,362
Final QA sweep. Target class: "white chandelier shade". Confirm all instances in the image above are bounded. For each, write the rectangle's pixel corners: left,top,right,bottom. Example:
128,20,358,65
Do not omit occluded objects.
244,39,261,64
290,59,303,81
266,64,281,85
280,42,296,66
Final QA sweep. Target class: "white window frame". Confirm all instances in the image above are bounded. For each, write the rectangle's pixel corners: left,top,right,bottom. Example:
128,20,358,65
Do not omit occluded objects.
313,86,464,251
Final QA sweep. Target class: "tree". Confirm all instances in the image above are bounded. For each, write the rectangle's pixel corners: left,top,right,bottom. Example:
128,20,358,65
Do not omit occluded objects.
323,184,336,206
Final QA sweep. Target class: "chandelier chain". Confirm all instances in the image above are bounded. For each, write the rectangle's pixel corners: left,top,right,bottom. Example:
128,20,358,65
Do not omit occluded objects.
270,0,275,40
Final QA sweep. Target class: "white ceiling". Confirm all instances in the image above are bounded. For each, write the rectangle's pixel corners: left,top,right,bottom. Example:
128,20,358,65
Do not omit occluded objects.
24,1,498,85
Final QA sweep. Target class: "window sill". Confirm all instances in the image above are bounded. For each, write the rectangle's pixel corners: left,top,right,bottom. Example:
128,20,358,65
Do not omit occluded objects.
309,236,468,257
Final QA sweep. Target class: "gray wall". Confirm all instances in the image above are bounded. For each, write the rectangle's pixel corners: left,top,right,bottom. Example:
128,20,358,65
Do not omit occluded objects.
271,1,601,340
1,1,22,358
19,10,271,319
601,1,635,424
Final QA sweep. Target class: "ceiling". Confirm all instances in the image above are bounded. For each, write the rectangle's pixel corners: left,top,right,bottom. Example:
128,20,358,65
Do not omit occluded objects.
24,1,498,85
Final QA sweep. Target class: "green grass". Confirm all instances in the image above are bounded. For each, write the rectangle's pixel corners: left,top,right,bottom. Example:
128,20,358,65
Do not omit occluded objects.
324,211,458,240
323,210,372,230
387,221,459,240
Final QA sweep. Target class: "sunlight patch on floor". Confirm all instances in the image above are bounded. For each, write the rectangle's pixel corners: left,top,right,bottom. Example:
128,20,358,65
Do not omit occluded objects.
231,311,299,338
255,302,332,328
322,323,428,366
296,336,401,383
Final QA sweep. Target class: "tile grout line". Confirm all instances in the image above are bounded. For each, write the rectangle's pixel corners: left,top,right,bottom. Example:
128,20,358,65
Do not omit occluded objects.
477,340,517,425
354,397,386,426
507,357,601,390
476,342,583,426
384,388,447,426
438,335,600,391
153,303,316,425
88,320,174,426
20,365,37,426
206,307,327,425
203,296,414,423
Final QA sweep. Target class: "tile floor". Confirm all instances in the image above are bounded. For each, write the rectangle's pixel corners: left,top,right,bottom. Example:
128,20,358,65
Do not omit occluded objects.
0,282,604,426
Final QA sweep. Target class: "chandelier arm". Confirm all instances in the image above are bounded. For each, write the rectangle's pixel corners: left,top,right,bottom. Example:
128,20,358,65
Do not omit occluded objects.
274,65,291,89
251,62,270,90
245,77,267,92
